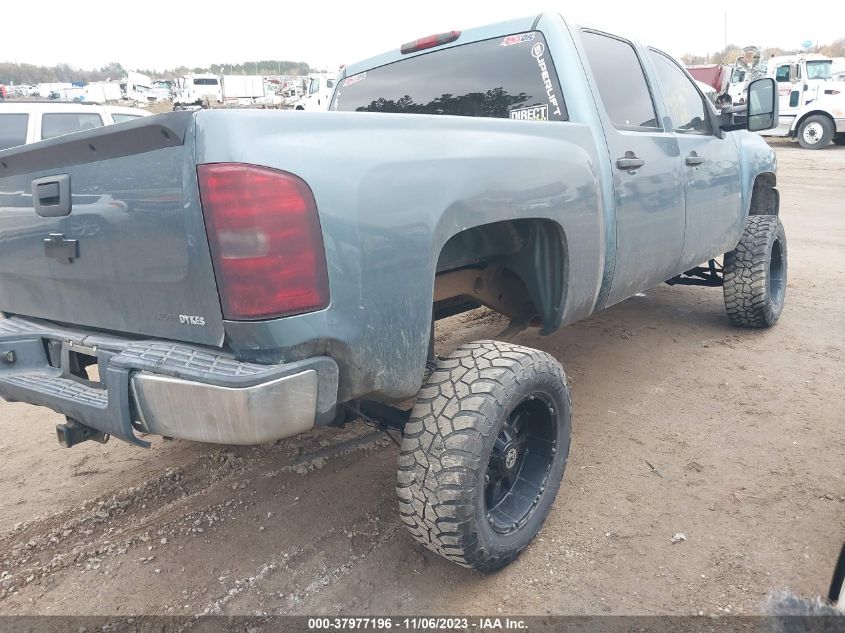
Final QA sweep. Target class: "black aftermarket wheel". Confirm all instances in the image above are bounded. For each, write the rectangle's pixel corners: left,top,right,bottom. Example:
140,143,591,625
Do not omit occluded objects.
397,340,571,571
723,215,787,328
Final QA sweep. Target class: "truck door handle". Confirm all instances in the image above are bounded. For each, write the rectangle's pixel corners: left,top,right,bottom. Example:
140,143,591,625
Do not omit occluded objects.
616,154,645,170
31,174,72,217
685,153,705,166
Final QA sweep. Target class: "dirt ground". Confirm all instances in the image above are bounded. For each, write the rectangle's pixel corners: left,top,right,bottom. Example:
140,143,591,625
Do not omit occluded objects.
0,141,842,616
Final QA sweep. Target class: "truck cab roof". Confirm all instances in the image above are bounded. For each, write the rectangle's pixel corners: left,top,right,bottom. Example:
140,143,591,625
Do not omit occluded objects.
341,14,541,80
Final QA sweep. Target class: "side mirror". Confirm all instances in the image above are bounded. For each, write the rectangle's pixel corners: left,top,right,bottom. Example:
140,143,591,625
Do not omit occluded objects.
747,78,778,131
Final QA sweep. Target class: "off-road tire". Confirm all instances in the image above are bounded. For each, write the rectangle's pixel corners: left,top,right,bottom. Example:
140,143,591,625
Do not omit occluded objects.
397,340,571,571
797,114,834,149
723,215,787,328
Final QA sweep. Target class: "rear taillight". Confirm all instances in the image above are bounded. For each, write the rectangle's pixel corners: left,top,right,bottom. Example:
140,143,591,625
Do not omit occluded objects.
197,163,329,320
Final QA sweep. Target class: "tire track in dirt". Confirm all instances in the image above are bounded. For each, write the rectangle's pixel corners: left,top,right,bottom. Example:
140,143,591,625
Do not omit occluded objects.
0,426,389,610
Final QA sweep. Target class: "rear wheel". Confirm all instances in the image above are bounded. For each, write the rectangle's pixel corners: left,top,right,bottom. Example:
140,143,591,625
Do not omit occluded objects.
397,340,571,571
797,115,834,149
723,215,787,328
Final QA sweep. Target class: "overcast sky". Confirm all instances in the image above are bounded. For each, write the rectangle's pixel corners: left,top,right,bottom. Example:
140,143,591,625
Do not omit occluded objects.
3,1,844,71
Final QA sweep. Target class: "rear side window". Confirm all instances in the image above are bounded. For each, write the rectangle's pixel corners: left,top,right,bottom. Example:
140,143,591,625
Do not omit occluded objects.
0,113,28,150
111,113,142,123
194,78,218,86
332,32,567,121
580,31,659,130
41,113,104,140
775,65,790,82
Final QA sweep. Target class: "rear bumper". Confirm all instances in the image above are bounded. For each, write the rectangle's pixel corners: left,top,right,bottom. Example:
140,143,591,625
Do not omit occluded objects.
0,316,338,446
131,370,319,444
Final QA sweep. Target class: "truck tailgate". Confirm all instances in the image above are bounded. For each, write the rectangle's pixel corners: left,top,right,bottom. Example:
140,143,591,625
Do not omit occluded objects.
0,112,224,346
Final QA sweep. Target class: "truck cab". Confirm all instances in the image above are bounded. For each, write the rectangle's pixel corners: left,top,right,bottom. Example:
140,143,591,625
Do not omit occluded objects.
762,54,845,148
173,74,223,109
292,73,336,111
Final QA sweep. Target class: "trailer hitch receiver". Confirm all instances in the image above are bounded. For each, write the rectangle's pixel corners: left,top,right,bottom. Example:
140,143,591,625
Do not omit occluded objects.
56,417,110,448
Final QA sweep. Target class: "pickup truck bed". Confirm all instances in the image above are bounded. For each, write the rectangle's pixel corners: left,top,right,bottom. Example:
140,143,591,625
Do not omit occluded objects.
0,105,607,431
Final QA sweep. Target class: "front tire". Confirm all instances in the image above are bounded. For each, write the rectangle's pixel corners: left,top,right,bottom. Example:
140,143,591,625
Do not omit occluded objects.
797,115,834,149
723,215,787,328
397,340,571,571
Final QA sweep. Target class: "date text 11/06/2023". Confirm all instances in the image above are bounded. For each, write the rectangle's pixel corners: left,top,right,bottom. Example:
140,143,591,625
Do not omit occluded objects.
307,617,528,630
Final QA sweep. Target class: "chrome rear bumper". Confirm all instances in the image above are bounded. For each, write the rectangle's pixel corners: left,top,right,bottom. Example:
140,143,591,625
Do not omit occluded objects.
132,370,319,445
0,316,338,447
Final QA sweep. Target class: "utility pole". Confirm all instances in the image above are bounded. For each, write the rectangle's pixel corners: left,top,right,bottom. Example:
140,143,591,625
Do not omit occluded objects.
723,11,727,64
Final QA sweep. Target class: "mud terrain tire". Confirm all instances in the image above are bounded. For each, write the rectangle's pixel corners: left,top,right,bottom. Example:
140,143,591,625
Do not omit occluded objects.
397,340,571,571
723,215,787,328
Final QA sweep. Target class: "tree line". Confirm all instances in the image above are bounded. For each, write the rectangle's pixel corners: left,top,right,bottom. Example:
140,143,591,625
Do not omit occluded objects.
681,38,845,65
4,37,842,86
1,60,312,85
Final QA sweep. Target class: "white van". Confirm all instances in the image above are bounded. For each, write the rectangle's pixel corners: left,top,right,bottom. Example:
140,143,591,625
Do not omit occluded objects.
0,102,151,150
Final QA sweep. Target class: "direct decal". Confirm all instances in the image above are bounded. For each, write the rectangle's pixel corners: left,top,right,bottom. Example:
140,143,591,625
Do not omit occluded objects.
510,105,549,121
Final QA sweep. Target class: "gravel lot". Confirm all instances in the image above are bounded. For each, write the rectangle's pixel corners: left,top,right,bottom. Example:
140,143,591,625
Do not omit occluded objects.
0,141,842,616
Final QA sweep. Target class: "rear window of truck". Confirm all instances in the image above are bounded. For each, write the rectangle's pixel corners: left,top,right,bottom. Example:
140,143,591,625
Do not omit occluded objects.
41,113,104,140
332,32,567,121
0,113,28,150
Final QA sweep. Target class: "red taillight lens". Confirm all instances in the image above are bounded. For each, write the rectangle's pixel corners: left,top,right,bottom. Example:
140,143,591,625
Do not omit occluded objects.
197,163,329,320
400,30,461,55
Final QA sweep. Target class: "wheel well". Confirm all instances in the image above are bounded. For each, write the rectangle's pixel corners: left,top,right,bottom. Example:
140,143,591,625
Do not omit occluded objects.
433,219,568,334
749,172,779,216
793,110,835,136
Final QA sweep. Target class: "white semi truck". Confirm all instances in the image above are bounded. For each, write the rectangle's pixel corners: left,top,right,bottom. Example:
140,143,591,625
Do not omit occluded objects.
722,51,844,149
761,54,844,149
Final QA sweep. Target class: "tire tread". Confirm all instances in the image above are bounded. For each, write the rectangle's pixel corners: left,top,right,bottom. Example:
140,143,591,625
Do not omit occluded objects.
723,215,786,328
396,340,568,571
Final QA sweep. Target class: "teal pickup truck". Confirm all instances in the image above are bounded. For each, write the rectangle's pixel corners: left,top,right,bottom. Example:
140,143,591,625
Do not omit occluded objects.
0,13,785,571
